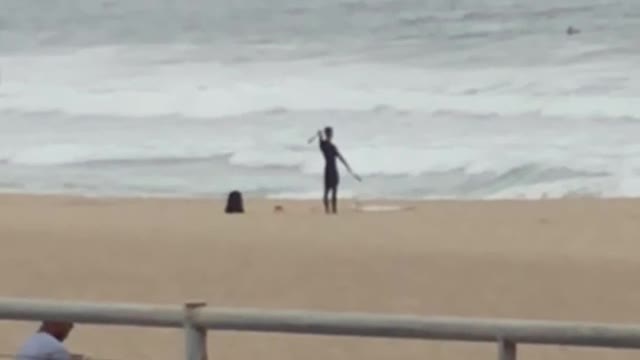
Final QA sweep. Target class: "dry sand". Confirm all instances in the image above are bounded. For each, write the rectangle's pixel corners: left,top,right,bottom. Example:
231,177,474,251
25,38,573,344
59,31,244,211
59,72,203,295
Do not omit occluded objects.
1,194,640,360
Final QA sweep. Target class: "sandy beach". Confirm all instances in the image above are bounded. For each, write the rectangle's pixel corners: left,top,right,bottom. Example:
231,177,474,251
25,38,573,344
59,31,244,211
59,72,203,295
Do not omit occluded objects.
1,194,640,360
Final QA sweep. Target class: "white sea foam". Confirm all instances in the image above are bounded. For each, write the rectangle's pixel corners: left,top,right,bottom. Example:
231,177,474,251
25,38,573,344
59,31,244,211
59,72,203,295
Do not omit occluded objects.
1,46,638,119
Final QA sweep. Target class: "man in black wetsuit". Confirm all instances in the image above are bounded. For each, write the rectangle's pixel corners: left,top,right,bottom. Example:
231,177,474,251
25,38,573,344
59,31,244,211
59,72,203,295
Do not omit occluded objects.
316,126,360,214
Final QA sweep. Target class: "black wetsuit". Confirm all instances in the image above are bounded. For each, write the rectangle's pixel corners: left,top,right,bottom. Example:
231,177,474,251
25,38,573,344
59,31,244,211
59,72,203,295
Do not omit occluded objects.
320,139,339,189
320,139,339,213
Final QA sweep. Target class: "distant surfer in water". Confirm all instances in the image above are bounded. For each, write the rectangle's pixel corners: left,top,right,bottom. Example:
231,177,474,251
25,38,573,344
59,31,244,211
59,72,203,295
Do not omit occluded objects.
566,26,580,35
309,126,361,214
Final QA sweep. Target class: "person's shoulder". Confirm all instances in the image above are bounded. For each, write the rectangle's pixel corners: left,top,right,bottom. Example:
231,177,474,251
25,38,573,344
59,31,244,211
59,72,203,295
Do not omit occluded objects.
19,332,66,349
17,333,69,358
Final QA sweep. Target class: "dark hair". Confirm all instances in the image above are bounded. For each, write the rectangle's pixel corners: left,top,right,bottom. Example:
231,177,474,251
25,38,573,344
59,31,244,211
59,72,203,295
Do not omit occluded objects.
324,126,333,138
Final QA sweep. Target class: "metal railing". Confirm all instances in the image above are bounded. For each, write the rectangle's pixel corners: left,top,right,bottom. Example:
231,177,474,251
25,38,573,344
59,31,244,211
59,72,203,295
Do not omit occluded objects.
2,297,640,360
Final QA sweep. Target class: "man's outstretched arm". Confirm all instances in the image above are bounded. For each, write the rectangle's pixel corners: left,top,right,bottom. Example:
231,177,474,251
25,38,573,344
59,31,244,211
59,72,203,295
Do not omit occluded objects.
337,151,361,181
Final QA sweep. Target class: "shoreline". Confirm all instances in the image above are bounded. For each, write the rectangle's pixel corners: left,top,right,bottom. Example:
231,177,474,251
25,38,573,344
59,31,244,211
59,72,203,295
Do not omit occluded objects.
1,191,638,219
0,189,633,204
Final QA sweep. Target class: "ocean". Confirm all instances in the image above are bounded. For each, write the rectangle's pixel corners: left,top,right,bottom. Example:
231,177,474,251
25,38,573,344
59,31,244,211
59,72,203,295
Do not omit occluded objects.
0,0,638,199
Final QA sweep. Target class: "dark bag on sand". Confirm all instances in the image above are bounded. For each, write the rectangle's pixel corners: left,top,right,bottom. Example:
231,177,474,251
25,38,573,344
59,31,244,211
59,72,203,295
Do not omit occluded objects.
225,190,244,214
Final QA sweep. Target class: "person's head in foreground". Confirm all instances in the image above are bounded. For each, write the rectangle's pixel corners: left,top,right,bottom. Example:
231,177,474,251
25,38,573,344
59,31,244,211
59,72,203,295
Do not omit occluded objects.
40,320,74,342
17,320,83,360
324,126,333,141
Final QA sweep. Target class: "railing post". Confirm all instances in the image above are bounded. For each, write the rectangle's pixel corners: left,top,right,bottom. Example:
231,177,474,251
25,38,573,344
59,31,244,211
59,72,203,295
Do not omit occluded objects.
184,301,208,360
498,339,516,360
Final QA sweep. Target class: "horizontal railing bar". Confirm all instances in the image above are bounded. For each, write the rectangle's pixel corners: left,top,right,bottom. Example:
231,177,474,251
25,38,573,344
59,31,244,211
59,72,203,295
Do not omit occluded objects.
193,308,640,348
1,297,640,349
0,297,184,328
